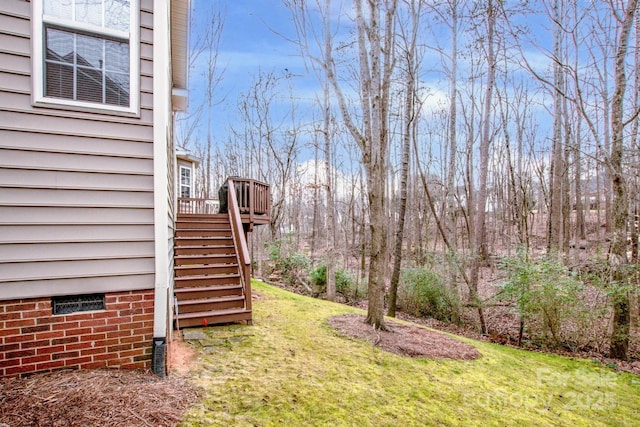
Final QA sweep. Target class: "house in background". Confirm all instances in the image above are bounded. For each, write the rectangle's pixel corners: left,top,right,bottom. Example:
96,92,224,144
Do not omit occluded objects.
0,0,270,378
176,145,199,199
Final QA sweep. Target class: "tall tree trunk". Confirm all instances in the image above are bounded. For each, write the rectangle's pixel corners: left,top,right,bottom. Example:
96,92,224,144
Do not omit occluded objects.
322,0,398,329
469,0,496,334
446,0,459,288
548,0,564,254
323,85,337,302
310,142,320,259
574,111,586,241
388,0,420,316
608,0,637,360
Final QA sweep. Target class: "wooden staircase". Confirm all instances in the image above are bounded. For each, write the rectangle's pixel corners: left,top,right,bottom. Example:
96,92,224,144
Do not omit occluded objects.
173,213,252,328
174,178,269,329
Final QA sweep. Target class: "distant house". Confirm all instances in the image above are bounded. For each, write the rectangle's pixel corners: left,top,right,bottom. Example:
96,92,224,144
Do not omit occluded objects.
0,0,270,378
176,145,199,199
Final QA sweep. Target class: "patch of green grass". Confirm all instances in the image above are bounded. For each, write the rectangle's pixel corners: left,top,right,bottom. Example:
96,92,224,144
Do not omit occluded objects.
181,280,640,426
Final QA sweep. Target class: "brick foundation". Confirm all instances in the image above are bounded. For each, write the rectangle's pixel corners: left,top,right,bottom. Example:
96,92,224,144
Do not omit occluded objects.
0,290,155,377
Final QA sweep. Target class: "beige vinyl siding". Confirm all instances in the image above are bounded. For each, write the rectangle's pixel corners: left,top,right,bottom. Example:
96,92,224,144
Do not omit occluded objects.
0,169,153,191
0,130,153,158
1,275,153,301
0,2,157,300
0,224,154,243
0,241,154,263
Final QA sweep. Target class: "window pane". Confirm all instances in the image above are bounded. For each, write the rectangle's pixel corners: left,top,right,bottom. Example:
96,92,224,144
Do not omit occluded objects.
46,28,74,63
181,185,191,198
45,62,74,99
105,39,129,73
46,0,130,32
104,0,130,31
75,0,103,27
77,66,104,103
181,168,191,186
44,0,73,20
76,33,103,69
106,72,129,106
41,4,132,108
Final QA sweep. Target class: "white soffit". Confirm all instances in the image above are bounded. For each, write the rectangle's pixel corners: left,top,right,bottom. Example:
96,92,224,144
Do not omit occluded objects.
171,0,190,97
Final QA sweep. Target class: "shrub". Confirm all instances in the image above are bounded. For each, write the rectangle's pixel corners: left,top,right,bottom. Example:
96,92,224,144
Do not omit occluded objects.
398,267,461,323
264,236,310,284
498,251,588,349
309,265,358,301
309,265,327,289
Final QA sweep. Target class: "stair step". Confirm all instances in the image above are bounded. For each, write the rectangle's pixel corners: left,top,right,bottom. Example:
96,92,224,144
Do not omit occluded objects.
174,284,243,299
177,214,228,222
176,308,252,328
175,236,233,246
175,236,233,241
175,254,237,266
175,229,232,238
177,295,245,313
176,221,231,230
175,273,241,288
175,264,239,276
174,245,236,256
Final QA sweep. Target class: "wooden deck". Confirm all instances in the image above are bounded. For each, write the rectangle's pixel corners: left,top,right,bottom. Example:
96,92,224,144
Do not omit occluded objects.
174,178,270,328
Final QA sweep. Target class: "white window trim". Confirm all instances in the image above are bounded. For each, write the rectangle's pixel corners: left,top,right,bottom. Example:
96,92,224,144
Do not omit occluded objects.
32,0,140,116
179,165,192,198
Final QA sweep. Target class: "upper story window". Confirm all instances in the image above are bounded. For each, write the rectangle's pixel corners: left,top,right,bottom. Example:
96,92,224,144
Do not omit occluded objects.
180,166,192,198
33,0,140,114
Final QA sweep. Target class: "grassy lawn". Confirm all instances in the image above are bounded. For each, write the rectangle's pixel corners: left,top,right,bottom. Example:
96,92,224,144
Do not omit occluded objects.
180,280,640,426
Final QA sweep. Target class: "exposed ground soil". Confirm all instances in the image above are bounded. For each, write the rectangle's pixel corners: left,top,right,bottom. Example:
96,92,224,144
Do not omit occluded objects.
0,369,198,427
328,313,481,360
168,332,199,375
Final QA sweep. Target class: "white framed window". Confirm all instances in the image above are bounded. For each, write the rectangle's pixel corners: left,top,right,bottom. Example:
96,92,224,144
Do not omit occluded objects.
32,0,140,115
179,166,192,198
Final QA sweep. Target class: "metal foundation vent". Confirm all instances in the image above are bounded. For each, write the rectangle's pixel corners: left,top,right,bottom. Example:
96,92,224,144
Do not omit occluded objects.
152,338,166,377
52,293,106,315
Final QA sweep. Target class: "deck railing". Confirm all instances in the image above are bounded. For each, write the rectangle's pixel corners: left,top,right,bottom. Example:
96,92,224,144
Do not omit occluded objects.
227,178,252,314
177,198,219,215
230,178,270,224
177,178,270,221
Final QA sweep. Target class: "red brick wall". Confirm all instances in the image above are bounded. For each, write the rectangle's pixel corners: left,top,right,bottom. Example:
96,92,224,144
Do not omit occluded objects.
0,290,155,377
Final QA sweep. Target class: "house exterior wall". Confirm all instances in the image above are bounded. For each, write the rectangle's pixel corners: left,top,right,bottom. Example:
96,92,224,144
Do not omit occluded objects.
151,0,174,348
0,289,154,377
0,1,155,300
0,0,171,376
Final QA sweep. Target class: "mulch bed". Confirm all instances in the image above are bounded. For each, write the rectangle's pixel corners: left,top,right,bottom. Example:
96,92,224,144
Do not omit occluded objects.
0,369,198,427
328,314,481,360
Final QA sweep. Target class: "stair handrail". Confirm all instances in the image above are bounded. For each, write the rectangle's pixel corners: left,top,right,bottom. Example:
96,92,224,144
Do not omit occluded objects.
227,178,252,313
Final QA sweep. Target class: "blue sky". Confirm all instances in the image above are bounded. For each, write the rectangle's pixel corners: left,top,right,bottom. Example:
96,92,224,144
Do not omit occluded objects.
186,0,316,146
181,0,584,178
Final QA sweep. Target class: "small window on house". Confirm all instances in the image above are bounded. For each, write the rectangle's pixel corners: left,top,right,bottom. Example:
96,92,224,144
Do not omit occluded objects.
180,166,192,198
33,0,139,113
52,293,105,315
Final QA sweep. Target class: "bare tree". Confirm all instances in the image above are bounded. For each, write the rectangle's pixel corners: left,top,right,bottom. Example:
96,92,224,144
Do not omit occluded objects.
468,0,498,334
608,0,637,360
234,71,302,238
388,0,422,317
329,0,398,328
199,9,226,198
547,0,565,253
